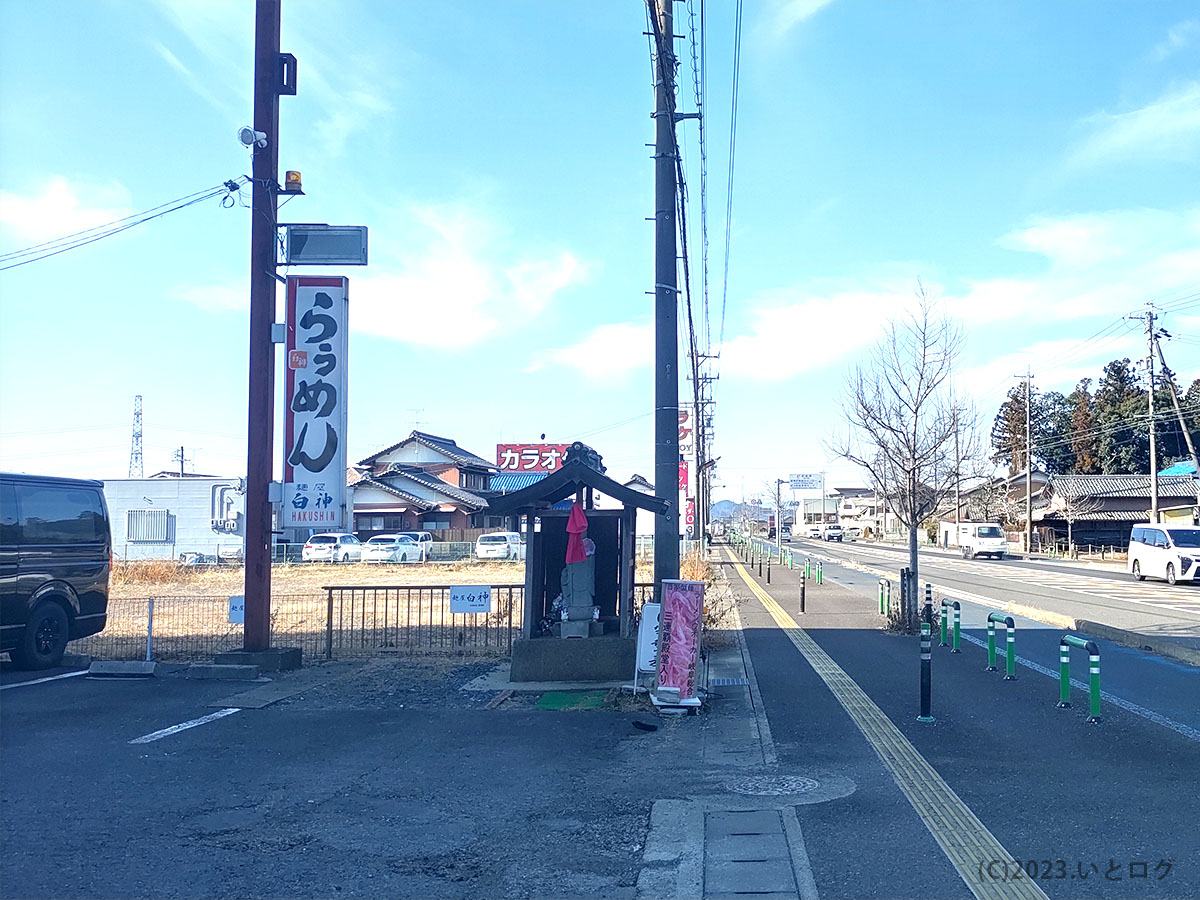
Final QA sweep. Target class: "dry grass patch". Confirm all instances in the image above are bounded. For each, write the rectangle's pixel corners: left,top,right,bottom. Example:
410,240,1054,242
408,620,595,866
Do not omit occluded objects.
110,559,527,600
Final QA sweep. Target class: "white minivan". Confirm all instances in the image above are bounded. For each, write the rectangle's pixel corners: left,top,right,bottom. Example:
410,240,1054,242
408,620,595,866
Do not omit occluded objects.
1128,524,1199,585
474,532,526,560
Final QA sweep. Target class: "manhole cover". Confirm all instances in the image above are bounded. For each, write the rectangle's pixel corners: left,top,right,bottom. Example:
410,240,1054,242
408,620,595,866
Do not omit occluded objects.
724,775,820,796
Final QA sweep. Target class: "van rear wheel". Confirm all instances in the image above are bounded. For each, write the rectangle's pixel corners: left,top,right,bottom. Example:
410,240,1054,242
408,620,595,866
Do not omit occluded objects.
12,601,70,670
1132,560,1144,581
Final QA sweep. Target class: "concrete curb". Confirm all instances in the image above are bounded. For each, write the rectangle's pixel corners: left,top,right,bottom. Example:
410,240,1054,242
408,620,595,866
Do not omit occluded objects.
1074,619,1200,669
88,660,157,678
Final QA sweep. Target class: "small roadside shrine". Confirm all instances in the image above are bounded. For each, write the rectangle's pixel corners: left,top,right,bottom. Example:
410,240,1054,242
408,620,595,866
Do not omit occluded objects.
487,442,669,682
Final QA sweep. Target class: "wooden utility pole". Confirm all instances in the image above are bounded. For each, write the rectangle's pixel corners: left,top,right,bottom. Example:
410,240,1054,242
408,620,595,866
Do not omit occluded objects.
244,0,283,651
651,0,680,595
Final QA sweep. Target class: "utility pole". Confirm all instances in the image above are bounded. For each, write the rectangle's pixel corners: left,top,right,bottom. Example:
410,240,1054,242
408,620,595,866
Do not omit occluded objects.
172,445,190,478
1146,307,1159,523
244,0,284,652
651,0,680,595
1015,367,1034,554
1154,332,1200,496
775,478,786,557
953,405,961,530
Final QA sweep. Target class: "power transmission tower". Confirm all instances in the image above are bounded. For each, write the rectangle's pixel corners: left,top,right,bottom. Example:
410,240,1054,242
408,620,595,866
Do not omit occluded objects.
128,394,144,478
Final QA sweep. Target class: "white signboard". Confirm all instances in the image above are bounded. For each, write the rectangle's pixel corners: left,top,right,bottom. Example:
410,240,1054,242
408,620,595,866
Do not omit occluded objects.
790,473,822,491
636,602,662,673
678,404,694,456
450,585,492,614
228,595,245,624
283,276,349,529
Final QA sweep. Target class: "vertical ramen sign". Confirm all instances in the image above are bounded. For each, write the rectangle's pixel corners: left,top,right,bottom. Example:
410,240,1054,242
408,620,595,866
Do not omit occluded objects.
656,579,704,701
283,276,349,530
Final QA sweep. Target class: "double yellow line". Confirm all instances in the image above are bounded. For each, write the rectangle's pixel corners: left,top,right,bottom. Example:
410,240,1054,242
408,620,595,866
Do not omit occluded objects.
725,548,1048,900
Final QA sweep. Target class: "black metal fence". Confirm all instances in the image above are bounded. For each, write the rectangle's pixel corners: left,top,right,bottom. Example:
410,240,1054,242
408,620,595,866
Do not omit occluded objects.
74,583,661,663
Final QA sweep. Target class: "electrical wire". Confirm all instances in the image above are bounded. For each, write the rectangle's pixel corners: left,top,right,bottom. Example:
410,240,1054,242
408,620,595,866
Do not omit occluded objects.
716,0,742,365
0,177,248,272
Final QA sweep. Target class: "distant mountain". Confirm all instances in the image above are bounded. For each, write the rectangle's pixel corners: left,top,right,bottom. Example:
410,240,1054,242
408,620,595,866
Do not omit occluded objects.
711,500,771,522
711,500,736,520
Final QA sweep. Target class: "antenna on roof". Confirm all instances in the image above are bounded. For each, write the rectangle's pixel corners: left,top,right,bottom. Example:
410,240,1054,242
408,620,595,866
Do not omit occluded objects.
409,408,425,430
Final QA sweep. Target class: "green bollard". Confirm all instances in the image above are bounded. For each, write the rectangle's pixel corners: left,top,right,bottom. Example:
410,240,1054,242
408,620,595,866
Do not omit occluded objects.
816,560,823,585
986,612,1016,679
885,580,892,614
939,599,949,647
878,580,885,614
1058,635,1101,724
986,618,997,671
951,601,961,653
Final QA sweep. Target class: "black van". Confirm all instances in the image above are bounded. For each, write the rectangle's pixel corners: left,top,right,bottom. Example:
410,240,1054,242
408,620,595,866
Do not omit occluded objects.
1,473,111,668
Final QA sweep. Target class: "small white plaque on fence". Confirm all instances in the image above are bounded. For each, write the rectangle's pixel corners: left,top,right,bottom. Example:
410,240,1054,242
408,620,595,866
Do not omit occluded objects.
228,595,245,624
450,585,492,614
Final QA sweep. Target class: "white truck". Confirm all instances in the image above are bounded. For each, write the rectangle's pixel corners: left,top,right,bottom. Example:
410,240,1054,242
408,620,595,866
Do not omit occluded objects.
956,523,1006,560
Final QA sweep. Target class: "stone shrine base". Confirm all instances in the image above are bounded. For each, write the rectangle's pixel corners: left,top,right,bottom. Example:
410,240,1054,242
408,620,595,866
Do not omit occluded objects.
509,635,635,682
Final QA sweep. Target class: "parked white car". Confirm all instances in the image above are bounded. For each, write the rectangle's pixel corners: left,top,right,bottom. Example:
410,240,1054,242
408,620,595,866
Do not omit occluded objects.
823,524,844,542
397,531,433,561
807,526,822,539
302,533,362,563
1129,524,1199,585
362,534,421,564
474,532,526,560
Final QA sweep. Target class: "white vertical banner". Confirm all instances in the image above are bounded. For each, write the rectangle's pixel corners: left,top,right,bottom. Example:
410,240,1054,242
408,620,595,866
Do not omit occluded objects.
283,276,349,530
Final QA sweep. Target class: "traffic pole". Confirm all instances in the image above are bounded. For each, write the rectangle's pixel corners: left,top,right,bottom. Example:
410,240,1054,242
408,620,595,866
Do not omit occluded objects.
918,598,933,722
799,572,806,615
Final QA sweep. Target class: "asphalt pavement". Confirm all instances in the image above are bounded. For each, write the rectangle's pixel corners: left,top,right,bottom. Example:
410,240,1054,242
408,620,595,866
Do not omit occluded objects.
724,541,1200,899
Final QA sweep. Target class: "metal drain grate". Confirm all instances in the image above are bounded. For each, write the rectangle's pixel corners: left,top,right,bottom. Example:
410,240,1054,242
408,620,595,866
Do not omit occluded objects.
725,775,820,796
709,677,750,687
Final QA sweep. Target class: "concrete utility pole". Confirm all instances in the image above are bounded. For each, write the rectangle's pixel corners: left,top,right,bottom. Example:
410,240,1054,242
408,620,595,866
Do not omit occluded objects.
1154,334,1200,496
244,0,284,651
1019,367,1034,554
775,478,786,557
651,0,680,595
1146,307,1159,523
953,405,961,530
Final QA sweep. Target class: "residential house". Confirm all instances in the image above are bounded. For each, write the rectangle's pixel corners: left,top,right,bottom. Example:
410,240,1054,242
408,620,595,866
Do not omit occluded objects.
1035,474,1199,547
350,431,497,537
830,487,881,533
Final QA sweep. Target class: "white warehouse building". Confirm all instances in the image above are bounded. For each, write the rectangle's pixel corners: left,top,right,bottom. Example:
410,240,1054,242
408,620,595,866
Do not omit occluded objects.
103,473,246,562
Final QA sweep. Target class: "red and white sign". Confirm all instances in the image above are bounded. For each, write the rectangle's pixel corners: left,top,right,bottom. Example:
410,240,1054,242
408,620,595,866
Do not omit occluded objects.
685,498,696,537
496,443,570,472
283,276,349,529
678,460,689,492
656,580,703,701
678,405,694,456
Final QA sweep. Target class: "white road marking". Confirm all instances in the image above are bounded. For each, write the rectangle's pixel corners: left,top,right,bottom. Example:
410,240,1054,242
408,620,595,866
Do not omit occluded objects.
0,670,88,690
128,707,241,744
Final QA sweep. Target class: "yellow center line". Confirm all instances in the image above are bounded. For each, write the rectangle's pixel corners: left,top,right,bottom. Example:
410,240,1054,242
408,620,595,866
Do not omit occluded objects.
724,547,1049,900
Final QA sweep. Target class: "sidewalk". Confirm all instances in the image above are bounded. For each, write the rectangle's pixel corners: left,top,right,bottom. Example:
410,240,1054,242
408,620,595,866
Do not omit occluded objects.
720,544,1200,899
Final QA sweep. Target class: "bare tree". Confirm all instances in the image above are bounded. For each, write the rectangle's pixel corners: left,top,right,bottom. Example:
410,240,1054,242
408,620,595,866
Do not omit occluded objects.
1056,491,1103,556
830,287,980,631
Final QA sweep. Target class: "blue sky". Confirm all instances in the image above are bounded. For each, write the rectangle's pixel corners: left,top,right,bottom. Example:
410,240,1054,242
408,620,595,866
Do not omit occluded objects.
1,0,1198,506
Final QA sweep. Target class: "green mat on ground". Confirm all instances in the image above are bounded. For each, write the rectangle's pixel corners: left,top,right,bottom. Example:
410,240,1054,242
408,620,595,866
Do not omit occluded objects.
535,690,608,710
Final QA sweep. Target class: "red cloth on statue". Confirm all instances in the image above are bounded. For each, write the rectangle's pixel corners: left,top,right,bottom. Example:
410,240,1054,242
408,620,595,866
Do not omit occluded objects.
565,500,588,564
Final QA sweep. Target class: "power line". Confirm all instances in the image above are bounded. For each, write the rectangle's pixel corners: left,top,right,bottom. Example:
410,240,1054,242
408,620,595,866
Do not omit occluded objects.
716,0,742,363
0,177,248,271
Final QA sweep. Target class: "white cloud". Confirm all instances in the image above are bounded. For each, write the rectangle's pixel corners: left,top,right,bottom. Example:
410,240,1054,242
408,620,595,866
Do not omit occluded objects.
760,0,836,40
173,202,587,347
0,177,133,246
719,285,917,381
1070,81,1200,167
535,321,654,381
955,207,1200,326
1152,20,1200,62
171,284,247,313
